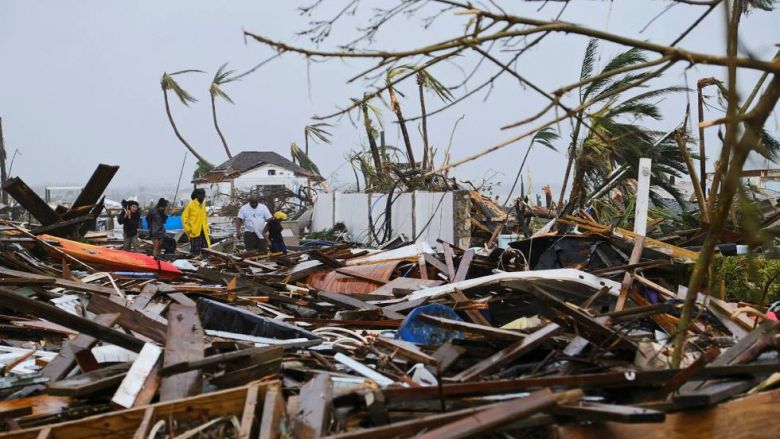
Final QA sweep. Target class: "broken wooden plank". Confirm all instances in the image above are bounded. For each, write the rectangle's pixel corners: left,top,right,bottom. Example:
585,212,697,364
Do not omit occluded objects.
86,293,167,344
0,287,144,352
48,363,131,397
418,389,582,439
530,286,637,353
442,244,457,281
159,345,283,377
317,290,405,320
556,387,780,439
111,343,162,409
159,305,204,402
430,341,466,373
554,402,665,424
238,382,262,438
258,382,286,439
453,249,475,282
41,313,120,381
452,323,561,382
420,314,525,341
334,353,395,387
294,374,332,439
450,289,491,326
614,235,645,312
373,337,437,365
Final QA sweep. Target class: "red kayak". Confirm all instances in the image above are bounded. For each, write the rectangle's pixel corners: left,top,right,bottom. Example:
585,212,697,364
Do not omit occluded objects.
40,235,182,279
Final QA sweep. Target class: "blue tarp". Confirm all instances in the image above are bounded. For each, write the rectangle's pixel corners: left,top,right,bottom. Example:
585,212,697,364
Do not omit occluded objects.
141,215,183,230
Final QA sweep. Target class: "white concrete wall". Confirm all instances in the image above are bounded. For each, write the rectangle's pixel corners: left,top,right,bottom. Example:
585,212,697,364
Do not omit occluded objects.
312,191,455,248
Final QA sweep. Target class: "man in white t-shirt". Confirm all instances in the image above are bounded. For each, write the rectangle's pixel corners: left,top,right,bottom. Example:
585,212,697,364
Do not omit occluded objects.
235,195,272,252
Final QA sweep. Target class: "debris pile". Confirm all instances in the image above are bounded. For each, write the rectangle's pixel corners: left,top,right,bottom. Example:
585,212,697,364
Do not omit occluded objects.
0,198,778,438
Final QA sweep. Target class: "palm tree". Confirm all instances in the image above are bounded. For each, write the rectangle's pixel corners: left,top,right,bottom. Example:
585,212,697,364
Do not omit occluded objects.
417,69,453,170
209,63,237,159
503,127,559,206
357,95,384,173
161,70,214,168
386,67,416,168
303,122,333,156
559,41,688,210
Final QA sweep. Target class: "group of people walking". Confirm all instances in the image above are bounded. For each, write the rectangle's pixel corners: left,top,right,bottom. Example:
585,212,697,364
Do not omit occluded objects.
117,190,287,258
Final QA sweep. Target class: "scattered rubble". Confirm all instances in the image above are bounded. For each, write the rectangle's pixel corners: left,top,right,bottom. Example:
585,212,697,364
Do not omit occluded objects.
0,162,777,439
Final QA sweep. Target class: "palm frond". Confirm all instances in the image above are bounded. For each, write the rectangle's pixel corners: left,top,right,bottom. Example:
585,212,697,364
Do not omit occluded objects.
418,70,454,102
746,0,775,12
210,63,237,104
579,39,599,93
531,127,559,151
583,47,649,102
305,122,333,145
755,129,780,161
212,63,237,85
291,142,321,175
161,72,203,106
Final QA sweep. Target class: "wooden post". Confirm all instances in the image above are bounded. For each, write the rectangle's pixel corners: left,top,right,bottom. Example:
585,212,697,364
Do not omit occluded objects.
615,158,651,312
633,158,651,236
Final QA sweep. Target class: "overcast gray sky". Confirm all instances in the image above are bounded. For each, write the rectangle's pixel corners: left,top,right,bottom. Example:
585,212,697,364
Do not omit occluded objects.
1,1,778,200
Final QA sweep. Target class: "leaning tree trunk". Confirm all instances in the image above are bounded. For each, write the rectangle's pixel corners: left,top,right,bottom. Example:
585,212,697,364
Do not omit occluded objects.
388,84,416,168
164,88,214,168
418,73,430,170
557,116,584,210
211,93,232,159
361,102,383,174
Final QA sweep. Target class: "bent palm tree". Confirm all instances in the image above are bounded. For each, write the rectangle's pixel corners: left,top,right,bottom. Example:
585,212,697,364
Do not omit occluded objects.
161,70,214,168
303,122,333,156
417,69,453,169
560,41,688,210
210,63,237,159
386,67,416,168
504,127,559,206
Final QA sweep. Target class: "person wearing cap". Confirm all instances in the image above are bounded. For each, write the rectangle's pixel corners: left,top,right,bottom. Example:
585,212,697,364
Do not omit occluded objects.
182,188,211,256
235,194,272,252
264,211,288,254
117,200,141,252
147,198,169,257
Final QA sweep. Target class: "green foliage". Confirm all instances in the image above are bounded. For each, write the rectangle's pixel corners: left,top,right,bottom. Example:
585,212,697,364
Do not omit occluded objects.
161,70,205,106
710,255,780,305
304,123,333,145
210,63,237,104
192,160,214,179
290,142,321,175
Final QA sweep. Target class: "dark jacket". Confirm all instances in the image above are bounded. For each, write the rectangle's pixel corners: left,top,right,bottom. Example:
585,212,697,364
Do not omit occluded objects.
147,208,168,238
266,218,284,243
117,209,141,237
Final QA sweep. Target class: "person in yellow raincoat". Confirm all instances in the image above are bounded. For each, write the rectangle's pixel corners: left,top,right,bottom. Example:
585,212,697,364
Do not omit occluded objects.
182,188,211,256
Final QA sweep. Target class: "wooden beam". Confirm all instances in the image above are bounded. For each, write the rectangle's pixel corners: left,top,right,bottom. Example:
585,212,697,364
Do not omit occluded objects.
451,323,561,382
0,287,144,352
238,382,262,439
41,313,119,381
86,293,167,344
294,374,332,438
317,291,405,320
258,382,286,439
159,305,204,402
554,402,665,424
420,314,525,341
373,337,438,365
453,249,475,282
558,387,780,438
418,389,582,439
159,345,283,377
442,244,457,281
48,363,131,397
614,235,645,312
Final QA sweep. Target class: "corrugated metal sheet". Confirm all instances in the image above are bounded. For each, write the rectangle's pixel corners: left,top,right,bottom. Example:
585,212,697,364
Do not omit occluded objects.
306,261,400,295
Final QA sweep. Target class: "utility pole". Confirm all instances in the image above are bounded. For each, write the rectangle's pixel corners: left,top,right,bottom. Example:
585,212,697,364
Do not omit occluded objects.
0,118,8,205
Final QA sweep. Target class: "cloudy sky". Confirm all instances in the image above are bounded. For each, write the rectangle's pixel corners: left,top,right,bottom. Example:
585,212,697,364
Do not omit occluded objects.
1,1,778,201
